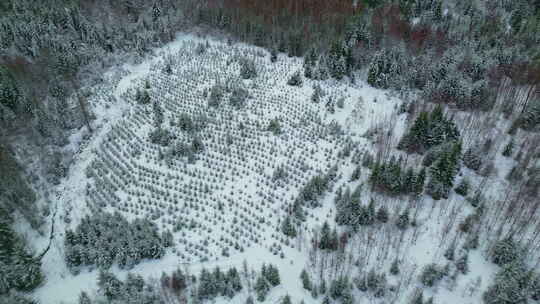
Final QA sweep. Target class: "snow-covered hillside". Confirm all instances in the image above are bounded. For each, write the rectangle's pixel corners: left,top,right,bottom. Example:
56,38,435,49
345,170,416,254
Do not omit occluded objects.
29,33,533,304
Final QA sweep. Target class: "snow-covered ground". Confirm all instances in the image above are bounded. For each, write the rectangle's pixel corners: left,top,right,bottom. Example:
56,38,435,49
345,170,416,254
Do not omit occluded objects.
29,33,508,304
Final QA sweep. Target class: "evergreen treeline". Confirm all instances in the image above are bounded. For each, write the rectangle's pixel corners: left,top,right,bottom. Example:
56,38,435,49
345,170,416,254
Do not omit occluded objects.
81,264,250,304
316,221,339,251
254,264,281,302
0,207,43,296
334,186,375,228
0,146,41,228
93,271,163,304
397,106,462,200
370,157,426,196
197,266,243,300
64,211,172,272
483,238,540,304
398,106,460,154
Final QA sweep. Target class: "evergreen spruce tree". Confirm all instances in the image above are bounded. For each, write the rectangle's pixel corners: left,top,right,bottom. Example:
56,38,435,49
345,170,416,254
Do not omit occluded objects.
311,84,323,103
390,259,400,275
212,267,225,296
396,209,410,230
255,275,269,302
455,178,470,196
97,270,123,300
444,244,455,261
483,261,532,304
463,147,482,171
282,294,292,304
287,71,303,86
491,238,520,266
0,66,21,111
502,139,514,157
281,215,297,238
78,291,92,304
367,199,376,224
270,48,278,63
319,221,332,250
329,275,349,299
320,280,327,295
420,264,444,287
427,141,461,200
198,268,213,300
266,264,281,287
414,168,426,196
403,168,416,194
456,254,469,274
322,295,330,304
531,275,540,301
411,290,424,304
376,205,389,223
350,166,361,181
300,269,312,291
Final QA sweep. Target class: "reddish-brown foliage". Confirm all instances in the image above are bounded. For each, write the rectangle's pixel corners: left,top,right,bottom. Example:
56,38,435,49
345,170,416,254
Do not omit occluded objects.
339,232,349,249
409,25,431,51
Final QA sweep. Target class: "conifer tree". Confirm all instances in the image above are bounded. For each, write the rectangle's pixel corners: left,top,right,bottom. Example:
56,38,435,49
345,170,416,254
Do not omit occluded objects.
282,294,292,304
287,71,303,86
396,209,410,230
270,49,278,63
456,254,469,274
265,264,281,287
255,275,269,302
281,215,297,238
455,178,470,196
376,205,389,223
390,259,400,275
319,221,332,250
78,291,92,304
414,168,426,196
502,139,514,157
300,269,312,291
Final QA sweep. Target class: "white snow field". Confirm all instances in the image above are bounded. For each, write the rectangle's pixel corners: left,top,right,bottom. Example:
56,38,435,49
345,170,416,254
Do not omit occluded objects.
31,33,505,304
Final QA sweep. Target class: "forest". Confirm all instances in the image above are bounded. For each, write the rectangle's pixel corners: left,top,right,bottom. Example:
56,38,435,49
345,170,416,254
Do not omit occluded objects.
1,0,540,303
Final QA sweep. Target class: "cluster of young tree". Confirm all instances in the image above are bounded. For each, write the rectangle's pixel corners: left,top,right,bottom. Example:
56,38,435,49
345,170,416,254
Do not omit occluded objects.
0,206,44,297
293,166,338,221
267,118,283,135
484,238,540,304
254,264,281,301
370,156,426,196
419,263,448,287
301,269,356,303
64,211,172,272
398,106,460,154
197,266,243,301
88,271,163,304
356,268,389,298
398,107,463,200
79,264,245,304
314,221,340,251
281,215,297,238
334,185,390,228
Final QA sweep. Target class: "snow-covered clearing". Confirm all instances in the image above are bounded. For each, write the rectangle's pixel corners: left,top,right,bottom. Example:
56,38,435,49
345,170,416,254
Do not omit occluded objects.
30,33,505,304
